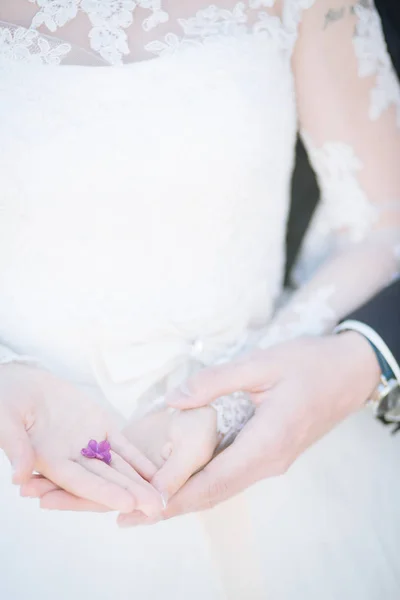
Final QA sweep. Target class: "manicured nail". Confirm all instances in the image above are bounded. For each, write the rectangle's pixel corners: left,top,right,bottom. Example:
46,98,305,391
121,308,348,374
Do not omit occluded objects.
140,501,162,519
118,515,158,528
179,381,192,397
161,492,168,510
160,442,173,461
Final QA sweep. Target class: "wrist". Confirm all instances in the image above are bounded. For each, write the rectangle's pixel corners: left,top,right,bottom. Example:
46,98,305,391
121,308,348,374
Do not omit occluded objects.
331,331,382,410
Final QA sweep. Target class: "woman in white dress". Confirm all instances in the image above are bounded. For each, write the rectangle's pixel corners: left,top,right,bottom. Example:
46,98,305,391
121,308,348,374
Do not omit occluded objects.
0,0,399,598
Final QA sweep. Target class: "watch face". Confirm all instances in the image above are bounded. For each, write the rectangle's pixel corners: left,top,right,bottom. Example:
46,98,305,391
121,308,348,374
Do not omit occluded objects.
381,383,400,422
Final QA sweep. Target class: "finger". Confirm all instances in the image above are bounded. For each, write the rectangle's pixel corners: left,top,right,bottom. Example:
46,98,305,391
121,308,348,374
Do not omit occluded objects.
164,453,244,517
117,510,160,528
20,474,109,512
43,459,136,513
107,453,163,517
20,475,59,498
0,406,35,485
40,489,110,512
108,430,157,481
151,439,210,502
165,422,265,517
79,454,162,517
166,351,272,409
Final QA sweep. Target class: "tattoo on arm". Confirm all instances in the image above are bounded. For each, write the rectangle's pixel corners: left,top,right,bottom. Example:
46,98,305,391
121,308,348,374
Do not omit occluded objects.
324,1,373,30
324,7,346,29
350,0,373,14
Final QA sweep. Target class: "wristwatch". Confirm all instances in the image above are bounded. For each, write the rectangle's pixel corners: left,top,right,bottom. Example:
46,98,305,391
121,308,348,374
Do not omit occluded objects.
367,344,400,421
335,321,400,423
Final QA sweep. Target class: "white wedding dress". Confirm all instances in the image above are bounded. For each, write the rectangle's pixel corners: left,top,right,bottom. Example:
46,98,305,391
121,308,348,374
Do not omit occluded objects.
0,1,400,598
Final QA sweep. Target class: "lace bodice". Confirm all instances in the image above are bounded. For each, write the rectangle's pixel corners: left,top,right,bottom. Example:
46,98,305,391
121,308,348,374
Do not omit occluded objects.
0,1,399,437
0,1,308,66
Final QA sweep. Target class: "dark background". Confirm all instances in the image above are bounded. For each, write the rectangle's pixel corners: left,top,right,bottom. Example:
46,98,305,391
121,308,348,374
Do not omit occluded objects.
285,0,400,284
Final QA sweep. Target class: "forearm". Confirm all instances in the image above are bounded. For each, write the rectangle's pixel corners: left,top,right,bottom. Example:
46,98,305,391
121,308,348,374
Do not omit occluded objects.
266,0,400,349
339,279,400,382
259,239,398,349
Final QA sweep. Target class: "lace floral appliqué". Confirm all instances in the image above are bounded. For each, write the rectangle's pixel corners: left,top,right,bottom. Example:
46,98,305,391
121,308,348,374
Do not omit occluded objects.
249,0,275,8
146,2,292,58
178,3,248,38
353,1,400,125
258,285,337,349
0,23,71,64
29,0,80,32
303,135,378,243
20,0,311,63
146,3,251,57
27,0,168,64
80,0,136,64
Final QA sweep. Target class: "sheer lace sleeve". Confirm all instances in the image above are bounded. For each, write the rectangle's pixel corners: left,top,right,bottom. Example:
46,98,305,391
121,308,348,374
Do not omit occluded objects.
213,0,400,446
258,0,400,349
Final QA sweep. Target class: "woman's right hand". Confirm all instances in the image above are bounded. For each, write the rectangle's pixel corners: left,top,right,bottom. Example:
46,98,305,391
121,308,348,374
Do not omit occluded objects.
0,362,163,516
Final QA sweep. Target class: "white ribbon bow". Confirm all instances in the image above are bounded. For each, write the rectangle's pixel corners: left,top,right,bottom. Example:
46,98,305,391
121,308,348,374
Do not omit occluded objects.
89,321,248,418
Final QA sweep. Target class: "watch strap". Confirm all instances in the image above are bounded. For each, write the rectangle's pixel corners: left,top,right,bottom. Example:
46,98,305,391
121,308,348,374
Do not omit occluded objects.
334,321,400,422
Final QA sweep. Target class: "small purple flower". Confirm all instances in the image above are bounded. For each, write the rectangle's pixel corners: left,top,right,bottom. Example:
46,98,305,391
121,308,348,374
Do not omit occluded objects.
81,439,112,465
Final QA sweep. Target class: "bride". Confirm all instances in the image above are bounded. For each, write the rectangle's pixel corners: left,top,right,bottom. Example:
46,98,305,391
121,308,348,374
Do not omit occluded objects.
0,0,399,598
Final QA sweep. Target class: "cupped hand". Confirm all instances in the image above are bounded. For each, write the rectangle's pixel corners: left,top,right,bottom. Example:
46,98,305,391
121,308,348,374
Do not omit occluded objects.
116,405,219,526
0,363,163,516
160,333,381,516
20,403,219,524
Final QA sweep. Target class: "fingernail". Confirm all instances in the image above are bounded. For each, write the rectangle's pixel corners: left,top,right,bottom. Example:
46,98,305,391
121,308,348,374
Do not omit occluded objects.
166,382,193,407
140,503,160,519
160,492,169,510
179,381,193,397
118,515,158,528
160,442,173,461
